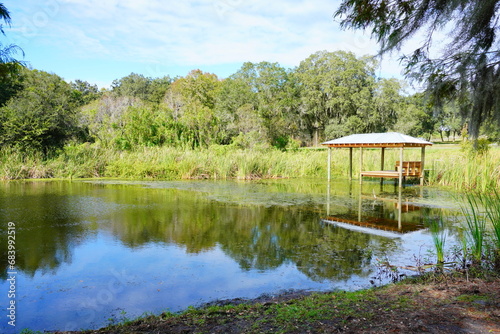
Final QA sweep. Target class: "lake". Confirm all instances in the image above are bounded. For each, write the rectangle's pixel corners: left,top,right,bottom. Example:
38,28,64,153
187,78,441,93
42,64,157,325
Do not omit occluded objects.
0,179,463,332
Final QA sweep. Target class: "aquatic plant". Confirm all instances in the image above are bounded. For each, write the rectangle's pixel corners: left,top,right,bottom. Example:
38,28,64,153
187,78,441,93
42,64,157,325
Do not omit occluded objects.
460,193,487,265
478,189,500,250
475,190,500,269
427,217,447,266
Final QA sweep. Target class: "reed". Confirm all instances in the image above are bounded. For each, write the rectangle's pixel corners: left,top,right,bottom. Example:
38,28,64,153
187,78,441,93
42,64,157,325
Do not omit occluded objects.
0,147,52,180
427,217,447,265
460,193,487,264
1,144,500,191
427,147,500,191
478,189,500,251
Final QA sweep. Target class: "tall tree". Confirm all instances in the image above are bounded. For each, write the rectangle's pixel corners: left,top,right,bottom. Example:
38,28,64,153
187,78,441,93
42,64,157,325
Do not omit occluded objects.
71,79,101,106
0,69,81,153
164,70,222,148
228,62,299,149
296,50,376,145
335,0,500,141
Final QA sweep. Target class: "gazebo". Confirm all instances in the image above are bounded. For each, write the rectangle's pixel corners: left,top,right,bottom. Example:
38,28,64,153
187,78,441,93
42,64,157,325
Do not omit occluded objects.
322,132,433,187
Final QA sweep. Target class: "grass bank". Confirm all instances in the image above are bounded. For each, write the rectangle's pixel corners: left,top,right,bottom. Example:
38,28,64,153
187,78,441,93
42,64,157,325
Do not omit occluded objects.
55,274,499,334
2,144,500,191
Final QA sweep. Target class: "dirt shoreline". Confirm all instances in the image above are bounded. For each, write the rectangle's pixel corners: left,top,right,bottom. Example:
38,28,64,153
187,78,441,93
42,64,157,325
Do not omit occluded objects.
57,275,499,334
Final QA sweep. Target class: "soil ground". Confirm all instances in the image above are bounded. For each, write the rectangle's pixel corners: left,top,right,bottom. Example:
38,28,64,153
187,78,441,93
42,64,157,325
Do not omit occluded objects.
61,275,500,334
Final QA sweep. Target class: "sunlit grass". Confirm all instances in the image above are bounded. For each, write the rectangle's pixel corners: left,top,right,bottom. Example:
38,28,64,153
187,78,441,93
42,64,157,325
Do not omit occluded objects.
1,144,500,192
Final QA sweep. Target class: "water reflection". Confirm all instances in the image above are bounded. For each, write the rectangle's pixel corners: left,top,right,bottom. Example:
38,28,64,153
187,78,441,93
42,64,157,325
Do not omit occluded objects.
324,184,431,238
0,179,462,332
102,187,387,281
0,180,455,279
0,182,99,279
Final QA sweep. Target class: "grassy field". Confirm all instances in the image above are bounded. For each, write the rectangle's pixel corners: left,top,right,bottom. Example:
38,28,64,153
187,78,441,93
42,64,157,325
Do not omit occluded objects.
1,143,500,191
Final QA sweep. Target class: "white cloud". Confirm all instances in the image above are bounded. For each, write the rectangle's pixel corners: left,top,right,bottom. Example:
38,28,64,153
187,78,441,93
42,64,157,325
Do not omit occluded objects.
48,1,375,64
8,0,408,82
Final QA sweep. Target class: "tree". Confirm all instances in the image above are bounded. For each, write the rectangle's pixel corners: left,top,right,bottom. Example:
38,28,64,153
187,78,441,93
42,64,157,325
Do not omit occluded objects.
111,73,172,104
71,79,101,106
296,50,376,145
0,62,23,106
164,70,222,148
215,75,258,145
335,0,500,141
0,69,81,153
80,93,144,148
392,93,435,139
373,78,406,132
225,62,300,149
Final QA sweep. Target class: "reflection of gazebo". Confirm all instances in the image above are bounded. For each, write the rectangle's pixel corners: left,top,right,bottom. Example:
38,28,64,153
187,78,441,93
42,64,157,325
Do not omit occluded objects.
322,132,433,187
323,185,426,238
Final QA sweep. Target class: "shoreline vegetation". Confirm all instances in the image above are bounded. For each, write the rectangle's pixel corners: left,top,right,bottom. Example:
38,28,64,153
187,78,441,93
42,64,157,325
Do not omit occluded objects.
54,273,499,334
2,143,500,192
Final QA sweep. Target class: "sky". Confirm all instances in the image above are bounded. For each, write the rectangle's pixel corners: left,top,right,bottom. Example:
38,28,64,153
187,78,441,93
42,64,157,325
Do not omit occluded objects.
4,0,408,89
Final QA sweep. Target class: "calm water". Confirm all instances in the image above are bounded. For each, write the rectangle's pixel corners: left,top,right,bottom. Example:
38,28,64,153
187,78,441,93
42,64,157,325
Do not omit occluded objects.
0,179,462,332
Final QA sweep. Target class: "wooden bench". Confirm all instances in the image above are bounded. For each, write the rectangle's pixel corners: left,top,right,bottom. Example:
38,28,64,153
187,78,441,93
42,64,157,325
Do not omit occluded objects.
395,161,422,176
360,161,422,179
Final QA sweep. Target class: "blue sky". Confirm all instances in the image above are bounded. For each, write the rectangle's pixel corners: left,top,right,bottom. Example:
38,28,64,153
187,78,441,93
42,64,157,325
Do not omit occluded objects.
4,0,407,89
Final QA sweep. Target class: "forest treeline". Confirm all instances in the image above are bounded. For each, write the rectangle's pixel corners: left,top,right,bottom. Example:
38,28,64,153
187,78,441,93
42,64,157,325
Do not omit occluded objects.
0,50,476,156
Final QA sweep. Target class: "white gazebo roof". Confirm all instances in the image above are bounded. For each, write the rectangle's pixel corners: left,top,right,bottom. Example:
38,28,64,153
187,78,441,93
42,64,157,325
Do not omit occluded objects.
322,132,432,148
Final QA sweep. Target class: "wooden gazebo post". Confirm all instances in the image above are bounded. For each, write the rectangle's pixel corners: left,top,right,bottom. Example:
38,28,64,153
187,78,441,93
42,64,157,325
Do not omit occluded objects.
420,146,426,186
327,147,332,182
398,147,404,187
349,147,353,181
359,147,363,185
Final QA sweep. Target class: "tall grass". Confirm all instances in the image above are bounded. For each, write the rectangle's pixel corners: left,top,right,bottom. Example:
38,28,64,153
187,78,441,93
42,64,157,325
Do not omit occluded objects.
461,194,487,264
0,144,327,180
1,144,500,191
478,189,500,251
427,217,447,265
427,147,500,191
0,147,53,180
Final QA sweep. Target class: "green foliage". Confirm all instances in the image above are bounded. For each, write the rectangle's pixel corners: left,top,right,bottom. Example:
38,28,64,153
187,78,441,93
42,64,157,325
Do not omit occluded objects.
71,79,101,106
335,0,500,141
111,72,172,104
461,138,490,156
80,94,130,147
480,190,500,251
164,70,223,148
3,47,499,179
426,147,500,192
117,106,171,149
0,146,52,179
392,93,435,137
0,68,82,153
461,194,487,264
0,62,23,106
229,62,300,146
426,217,447,265
296,51,376,145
